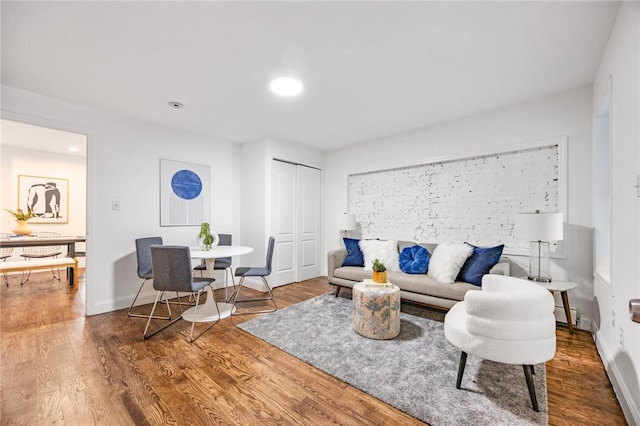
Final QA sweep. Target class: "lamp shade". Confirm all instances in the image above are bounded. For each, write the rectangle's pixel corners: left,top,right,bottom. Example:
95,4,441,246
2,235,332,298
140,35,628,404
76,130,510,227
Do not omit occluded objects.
337,213,356,231
515,212,563,241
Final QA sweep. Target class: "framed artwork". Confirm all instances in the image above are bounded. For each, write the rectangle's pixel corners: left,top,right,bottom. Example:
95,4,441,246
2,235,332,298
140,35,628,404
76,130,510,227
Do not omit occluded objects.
160,158,211,226
18,175,69,224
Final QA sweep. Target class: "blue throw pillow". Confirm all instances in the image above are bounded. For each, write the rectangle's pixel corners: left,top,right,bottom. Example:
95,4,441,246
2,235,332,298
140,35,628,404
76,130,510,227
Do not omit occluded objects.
399,245,431,274
457,243,505,286
342,238,364,267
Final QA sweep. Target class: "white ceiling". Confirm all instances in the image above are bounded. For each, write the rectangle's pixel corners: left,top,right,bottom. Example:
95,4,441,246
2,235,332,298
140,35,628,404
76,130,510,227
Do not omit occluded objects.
1,119,87,157
1,1,620,152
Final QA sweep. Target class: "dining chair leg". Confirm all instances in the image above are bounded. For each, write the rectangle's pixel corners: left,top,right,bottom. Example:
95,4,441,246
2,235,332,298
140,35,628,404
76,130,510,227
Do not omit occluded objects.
128,280,171,320
231,276,277,315
51,266,61,281
163,291,195,308
188,286,220,343
224,267,237,303
19,266,60,285
143,291,182,339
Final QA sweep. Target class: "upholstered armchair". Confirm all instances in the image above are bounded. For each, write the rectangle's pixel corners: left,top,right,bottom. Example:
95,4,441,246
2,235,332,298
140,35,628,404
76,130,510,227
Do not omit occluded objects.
444,275,556,411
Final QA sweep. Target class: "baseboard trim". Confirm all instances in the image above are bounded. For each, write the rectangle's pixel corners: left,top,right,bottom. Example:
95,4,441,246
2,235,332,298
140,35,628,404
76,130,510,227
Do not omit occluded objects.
594,329,640,425
88,283,236,316
237,276,267,292
553,305,577,325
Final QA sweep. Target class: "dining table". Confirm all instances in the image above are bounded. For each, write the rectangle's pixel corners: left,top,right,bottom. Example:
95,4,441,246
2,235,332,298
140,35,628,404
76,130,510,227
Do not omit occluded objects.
186,245,254,322
0,235,86,285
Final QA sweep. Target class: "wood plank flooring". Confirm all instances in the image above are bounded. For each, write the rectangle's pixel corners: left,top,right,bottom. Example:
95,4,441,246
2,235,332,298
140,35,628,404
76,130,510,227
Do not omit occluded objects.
0,272,627,425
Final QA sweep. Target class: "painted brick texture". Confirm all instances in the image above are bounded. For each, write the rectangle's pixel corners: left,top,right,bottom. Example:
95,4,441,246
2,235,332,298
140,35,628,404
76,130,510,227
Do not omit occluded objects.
348,145,558,251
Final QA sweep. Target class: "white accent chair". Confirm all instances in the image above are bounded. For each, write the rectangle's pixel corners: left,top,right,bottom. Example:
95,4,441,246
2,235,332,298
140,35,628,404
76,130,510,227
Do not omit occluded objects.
444,275,556,412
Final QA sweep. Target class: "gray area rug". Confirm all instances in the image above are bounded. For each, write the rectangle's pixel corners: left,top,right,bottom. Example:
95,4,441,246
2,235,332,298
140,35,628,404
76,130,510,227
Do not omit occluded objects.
239,293,548,426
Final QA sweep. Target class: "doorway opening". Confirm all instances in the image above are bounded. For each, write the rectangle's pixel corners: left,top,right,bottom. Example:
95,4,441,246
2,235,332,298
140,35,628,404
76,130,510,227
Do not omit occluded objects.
1,119,88,310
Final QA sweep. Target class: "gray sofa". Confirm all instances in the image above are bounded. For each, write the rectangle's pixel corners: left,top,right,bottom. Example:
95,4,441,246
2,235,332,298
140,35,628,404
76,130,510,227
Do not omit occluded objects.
327,244,510,310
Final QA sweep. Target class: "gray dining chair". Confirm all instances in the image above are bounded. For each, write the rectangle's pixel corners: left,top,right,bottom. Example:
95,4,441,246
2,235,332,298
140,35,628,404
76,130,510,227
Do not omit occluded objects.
129,237,172,319
193,233,236,301
144,245,219,343
231,236,277,315
20,231,62,284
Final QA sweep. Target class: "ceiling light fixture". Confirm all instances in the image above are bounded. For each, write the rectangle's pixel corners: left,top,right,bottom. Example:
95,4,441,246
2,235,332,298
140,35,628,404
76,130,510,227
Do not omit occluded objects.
269,77,303,97
168,101,184,109
68,146,79,152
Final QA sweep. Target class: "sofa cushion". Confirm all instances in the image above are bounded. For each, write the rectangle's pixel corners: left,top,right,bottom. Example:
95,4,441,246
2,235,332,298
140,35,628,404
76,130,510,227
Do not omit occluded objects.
332,266,477,301
359,239,400,272
428,242,473,283
398,240,417,251
388,271,478,301
399,245,430,274
418,242,438,254
457,243,505,286
342,238,365,267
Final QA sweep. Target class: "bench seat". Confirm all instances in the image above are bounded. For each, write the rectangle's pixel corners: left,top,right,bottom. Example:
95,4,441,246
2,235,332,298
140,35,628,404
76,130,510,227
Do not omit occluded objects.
0,257,79,286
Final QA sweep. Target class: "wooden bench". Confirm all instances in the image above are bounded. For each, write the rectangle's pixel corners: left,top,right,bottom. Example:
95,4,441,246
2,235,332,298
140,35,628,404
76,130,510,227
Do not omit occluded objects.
0,257,79,287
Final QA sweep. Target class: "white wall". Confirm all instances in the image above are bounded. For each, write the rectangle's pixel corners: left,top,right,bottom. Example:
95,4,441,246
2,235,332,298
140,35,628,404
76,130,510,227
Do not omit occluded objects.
2,85,243,315
324,87,594,325
240,137,324,289
592,3,640,424
1,146,87,254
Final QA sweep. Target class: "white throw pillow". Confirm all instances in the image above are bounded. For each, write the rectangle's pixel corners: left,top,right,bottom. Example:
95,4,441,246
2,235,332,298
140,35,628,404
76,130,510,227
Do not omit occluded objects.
428,242,473,283
359,240,400,272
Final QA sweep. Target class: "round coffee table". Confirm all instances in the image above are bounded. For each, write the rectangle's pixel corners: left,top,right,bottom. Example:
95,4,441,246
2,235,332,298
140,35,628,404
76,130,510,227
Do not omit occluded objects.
353,281,401,339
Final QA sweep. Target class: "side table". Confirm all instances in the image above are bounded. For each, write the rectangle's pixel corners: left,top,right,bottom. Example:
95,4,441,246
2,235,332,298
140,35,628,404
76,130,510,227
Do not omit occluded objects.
537,280,578,334
353,281,401,339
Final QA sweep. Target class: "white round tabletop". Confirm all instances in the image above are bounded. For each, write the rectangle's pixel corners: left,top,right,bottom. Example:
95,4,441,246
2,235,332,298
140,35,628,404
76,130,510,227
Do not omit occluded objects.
537,280,577,292
190,245,253,259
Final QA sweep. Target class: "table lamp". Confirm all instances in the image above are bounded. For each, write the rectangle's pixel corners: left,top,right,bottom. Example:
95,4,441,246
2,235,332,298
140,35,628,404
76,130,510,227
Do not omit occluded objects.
338,213,356,238
515,210,563,282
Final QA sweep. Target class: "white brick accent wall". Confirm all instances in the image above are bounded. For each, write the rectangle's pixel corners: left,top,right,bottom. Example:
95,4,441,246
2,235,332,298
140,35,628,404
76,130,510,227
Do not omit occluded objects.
348,144,559,252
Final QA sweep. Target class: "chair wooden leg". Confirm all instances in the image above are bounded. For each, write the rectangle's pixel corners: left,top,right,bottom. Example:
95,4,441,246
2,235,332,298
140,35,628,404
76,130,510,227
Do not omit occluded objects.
334,286,341,297
456,351,467,389
523,364,539,412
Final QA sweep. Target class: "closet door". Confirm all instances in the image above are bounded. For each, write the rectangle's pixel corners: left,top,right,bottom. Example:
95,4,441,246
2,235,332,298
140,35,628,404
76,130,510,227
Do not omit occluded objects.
296,165,321,281
270,160,322,287
271,160,296,286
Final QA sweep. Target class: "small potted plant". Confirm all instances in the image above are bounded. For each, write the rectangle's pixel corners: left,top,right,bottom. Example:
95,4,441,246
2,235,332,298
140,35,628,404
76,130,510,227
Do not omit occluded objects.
197,222,218,251
371,258,387,283
4,208,35,236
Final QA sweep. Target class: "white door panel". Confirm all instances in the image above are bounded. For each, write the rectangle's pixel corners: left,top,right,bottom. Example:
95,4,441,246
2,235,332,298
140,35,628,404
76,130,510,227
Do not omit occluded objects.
271,161,296,286
296,166,321,281
275,241,295,273
271,160,322,286
300,239,317,268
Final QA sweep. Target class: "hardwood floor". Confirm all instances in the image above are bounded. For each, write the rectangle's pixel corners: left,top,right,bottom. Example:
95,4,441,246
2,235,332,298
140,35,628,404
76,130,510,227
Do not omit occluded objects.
0,272,627,425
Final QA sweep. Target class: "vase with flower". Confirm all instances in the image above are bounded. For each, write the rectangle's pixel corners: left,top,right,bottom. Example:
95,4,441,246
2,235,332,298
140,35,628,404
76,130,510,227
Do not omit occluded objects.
197,222,219,251
4,208,35,236
371,258,388,283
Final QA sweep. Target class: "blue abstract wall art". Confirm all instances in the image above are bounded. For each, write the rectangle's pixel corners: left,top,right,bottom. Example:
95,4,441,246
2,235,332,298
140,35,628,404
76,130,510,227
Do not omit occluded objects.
171,170,203,200
160,159,210,226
